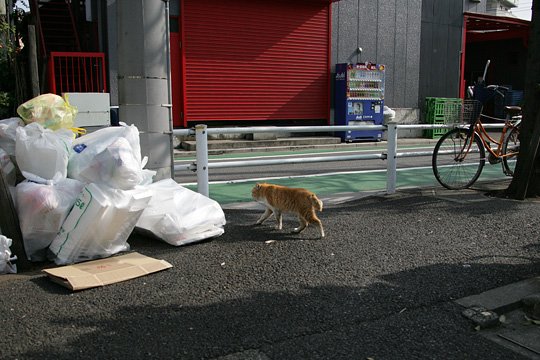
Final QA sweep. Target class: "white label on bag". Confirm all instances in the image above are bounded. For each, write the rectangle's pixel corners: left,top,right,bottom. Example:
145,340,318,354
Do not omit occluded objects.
49,186,106,259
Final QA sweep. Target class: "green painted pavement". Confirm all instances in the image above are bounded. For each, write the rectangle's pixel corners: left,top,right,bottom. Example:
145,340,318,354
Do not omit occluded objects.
183,163,510,204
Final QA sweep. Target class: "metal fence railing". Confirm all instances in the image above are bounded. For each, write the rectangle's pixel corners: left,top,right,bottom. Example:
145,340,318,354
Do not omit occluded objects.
172,122,506,197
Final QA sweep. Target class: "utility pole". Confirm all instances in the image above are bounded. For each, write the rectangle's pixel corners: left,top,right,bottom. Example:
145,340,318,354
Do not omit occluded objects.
117,0,173,180
28,24,40,97
508,0,540,198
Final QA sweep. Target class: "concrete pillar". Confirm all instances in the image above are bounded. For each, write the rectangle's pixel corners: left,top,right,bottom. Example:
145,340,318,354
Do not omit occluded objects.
117,0,173,180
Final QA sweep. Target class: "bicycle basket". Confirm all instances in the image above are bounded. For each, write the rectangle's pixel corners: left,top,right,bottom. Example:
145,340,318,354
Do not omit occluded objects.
461,100,483,125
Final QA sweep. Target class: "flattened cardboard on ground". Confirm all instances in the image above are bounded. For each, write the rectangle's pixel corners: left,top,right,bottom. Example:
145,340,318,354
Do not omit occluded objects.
42,252,172,291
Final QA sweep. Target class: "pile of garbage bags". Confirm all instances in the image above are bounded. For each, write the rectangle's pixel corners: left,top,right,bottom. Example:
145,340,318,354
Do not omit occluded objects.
0,94,225,272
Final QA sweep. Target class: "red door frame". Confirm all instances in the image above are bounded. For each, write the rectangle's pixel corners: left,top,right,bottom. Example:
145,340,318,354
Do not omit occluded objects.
459,15,468,99
326,4,332,124
170,14,187,128
459,13,530,99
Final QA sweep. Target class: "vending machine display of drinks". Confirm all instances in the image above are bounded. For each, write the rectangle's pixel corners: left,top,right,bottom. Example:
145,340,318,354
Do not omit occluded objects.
334,62,385,141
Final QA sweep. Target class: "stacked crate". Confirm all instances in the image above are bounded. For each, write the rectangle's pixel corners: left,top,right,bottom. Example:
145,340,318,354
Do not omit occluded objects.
424,97,462,138
506,89,523,106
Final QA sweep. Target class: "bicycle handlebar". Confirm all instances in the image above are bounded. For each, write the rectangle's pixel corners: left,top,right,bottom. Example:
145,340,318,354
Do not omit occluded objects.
473,84,508,105
486,84,509,92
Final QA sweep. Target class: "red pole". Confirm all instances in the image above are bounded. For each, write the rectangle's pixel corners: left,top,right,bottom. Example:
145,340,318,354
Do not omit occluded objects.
459,15,468,99
48,53,56,94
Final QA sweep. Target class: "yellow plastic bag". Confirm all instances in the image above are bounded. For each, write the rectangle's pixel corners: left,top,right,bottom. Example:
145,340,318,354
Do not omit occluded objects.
17,93,78,131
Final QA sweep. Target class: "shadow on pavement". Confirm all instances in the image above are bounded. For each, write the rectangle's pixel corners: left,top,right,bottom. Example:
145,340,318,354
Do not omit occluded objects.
16,261,538,360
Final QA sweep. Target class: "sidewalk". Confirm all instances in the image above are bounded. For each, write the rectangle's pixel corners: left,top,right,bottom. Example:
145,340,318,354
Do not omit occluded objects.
1,179,539,359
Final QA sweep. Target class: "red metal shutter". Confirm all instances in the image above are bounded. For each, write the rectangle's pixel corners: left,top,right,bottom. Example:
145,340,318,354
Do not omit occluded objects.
183,0,330,123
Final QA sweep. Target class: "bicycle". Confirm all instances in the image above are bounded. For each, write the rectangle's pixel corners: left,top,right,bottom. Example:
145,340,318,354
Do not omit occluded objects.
431,84,522,190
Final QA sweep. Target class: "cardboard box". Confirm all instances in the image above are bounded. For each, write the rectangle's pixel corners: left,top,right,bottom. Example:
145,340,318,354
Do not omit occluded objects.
42,252,172,291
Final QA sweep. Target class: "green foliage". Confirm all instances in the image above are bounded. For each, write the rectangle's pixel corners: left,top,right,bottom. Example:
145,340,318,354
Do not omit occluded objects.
0,46,16,117
0,90,14,118
0,18,16,55
0,53,11,85
0,13,18,118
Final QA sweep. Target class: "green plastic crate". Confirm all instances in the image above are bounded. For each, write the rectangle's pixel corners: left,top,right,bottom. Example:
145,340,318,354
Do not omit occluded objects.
424,97,462,138
425,97,462,123
424,128,449,139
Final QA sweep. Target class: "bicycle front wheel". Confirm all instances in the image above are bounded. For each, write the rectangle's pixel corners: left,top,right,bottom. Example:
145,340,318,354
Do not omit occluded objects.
502,125,520,176
432,128,485,190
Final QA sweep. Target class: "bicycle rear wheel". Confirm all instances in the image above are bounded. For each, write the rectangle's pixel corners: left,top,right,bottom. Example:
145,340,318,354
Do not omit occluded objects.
502,125,520,176
432,128,485,190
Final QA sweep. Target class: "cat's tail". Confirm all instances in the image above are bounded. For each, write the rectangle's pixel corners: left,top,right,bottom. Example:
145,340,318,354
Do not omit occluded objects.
310,194,323,212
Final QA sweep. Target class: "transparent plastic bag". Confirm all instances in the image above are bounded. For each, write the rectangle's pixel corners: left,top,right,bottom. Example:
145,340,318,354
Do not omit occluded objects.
15,122,73,182
0,117,24,156
48,183,152,265
68,123,144,189
0,235,17,274
136,179,226,246
17,93,77,131
16,178,85,261
0,147,16,187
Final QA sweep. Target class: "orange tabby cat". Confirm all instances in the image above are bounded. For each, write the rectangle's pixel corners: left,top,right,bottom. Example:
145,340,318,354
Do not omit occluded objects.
251,183,324,238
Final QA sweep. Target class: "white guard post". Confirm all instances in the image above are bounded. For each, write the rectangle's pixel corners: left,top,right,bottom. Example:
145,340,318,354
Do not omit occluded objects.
386,122,398,194
195,124,210,197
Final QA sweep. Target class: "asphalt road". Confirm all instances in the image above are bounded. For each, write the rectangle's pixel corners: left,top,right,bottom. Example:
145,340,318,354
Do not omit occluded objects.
173,145,435,184
1,180,539,359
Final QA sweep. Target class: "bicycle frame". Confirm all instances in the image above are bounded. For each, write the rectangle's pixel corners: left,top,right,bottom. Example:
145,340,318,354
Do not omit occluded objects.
456,115,519,162
474,118,518,160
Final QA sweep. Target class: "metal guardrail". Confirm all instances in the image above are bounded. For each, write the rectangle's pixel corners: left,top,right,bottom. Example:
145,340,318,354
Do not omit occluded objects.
172,122,506,197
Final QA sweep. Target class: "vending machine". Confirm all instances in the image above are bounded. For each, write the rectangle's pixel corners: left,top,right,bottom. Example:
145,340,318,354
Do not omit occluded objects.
334,62,385,141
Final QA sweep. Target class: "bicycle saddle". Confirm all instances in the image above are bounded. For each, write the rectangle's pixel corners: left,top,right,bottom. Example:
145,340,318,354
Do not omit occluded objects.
504,106,521,116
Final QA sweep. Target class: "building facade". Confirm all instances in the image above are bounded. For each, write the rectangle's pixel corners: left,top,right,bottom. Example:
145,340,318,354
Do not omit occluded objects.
35,0,530,128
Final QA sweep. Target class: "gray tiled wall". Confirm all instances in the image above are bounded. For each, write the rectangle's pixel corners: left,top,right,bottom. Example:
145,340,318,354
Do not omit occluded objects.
331,0,422,109
419,0,464,106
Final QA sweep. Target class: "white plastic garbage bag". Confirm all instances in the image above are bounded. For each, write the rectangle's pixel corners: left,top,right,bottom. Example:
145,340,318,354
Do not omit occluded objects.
383,105,396,123
15,122,73,183
0,117,24,156
16,178,85,261
68,123,145,189
0,235,17,274
0,147,16,187
139,168,156,186
48,183,152,265
136,179,226,246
